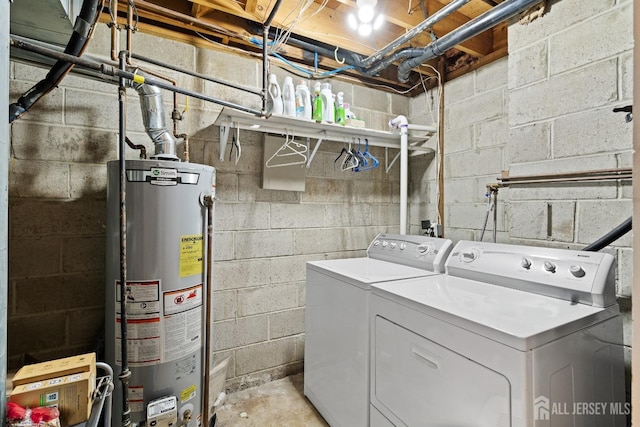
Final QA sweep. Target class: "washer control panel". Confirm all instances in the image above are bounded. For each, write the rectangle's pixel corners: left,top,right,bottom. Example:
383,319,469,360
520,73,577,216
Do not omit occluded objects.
447,240,616,307
368,233,454,273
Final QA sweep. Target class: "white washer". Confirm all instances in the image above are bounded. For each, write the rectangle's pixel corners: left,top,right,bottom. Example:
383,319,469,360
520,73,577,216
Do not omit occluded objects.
304,233,454,427
370,240,626,427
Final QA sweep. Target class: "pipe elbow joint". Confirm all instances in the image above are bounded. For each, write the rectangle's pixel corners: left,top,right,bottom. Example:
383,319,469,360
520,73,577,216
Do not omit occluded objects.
389,115,408,129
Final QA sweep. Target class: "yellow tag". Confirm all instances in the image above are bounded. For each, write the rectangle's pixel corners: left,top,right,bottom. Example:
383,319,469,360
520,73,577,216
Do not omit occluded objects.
132,74,145,84
181,384,197,403
180,235,204,277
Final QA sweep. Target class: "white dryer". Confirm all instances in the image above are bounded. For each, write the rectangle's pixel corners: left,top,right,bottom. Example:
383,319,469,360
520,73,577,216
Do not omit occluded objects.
370,240,626,427
304,233,454,427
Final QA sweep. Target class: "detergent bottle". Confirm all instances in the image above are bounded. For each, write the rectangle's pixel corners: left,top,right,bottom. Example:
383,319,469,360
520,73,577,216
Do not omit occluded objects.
320,83,334,124
267,74,283,115
295,80,312,120
312,82,323,122
335,92,346,125
282,76,296,117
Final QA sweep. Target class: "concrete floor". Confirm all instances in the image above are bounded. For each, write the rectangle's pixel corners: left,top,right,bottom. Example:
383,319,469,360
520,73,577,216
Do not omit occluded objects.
215,373,328,427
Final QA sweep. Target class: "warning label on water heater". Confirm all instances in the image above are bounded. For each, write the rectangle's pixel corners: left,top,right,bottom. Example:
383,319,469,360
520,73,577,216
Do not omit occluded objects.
163,284,203,362
180,234,204,278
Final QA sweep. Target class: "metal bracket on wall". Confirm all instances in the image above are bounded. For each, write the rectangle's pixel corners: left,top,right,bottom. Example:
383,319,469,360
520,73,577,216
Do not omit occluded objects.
219,122,232,161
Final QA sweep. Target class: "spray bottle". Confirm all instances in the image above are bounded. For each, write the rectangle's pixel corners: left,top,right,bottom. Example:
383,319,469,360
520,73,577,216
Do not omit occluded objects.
282,76,296,117
295,80,312,120
267,74,283,115
312,82,323,122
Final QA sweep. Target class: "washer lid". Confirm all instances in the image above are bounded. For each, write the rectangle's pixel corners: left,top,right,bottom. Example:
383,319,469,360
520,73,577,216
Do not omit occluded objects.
307,258,439,289
371,275,618,351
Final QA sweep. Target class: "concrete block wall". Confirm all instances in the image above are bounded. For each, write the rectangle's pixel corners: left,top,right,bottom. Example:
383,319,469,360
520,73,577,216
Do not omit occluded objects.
507,0,633,376
409,0,633,382
7,24,408,392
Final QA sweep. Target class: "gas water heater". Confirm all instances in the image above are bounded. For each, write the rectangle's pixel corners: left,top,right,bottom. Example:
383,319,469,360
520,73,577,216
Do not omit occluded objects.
105,159,215,426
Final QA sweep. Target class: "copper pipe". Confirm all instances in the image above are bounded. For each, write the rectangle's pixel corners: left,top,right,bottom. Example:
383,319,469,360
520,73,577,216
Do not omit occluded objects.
126,0,133,64
499,168,632,183
177,134,190,162
109,0,119,61
202,195,215,427
498,174,632,186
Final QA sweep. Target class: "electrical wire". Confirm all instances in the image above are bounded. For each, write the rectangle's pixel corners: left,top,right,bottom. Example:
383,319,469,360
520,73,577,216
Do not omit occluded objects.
271,0,329,54
479,192,492,241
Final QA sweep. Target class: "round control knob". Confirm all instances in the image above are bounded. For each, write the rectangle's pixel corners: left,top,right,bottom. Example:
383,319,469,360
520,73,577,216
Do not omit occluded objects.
521,257,532,270
382,241,388,248
462,251,477,263
399,243,406,251
570,265,586,278
417,244,432,255
390,242,397,249
543,261,557,273
373,240,380,246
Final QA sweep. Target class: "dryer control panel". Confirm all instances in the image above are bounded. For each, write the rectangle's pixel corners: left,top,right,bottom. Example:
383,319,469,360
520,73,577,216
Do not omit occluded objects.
368,233,454,273
446,240,616,307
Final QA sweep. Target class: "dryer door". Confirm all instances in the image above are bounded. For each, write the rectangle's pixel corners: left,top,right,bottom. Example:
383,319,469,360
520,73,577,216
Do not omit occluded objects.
373,316,511,427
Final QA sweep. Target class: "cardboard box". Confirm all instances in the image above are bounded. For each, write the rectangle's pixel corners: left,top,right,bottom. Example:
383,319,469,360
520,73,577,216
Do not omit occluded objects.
345,118,365,128
10,371,95,426
12,353,96,388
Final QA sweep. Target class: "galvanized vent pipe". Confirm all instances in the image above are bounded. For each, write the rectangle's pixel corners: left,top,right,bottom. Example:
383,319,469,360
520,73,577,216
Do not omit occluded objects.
397,0,542,82
129,70,180,160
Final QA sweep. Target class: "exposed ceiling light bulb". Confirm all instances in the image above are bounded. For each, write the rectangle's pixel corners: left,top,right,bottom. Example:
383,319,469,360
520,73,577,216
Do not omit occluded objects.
373,14,384,30
347,13,358,30
358,5,375,23
358,24,372,36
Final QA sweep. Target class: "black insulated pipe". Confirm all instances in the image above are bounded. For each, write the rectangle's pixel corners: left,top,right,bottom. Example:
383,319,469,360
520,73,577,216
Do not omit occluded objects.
9,0,101,122
397,0,542,82
583,217,632,252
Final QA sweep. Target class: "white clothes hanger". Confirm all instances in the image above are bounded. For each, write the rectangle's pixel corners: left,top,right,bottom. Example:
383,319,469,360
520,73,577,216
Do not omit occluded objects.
265,130,308,168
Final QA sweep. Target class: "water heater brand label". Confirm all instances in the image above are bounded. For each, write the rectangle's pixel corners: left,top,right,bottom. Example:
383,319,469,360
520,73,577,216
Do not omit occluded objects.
149,167,179,186
180,234,204,278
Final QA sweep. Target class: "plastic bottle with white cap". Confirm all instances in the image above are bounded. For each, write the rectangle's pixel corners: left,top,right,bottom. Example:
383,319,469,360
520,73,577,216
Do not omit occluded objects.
267,74,283,115
282,76,296,117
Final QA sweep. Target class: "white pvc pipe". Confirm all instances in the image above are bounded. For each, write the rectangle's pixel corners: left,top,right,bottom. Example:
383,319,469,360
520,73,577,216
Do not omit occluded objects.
400,125,408,235
390,115,409,235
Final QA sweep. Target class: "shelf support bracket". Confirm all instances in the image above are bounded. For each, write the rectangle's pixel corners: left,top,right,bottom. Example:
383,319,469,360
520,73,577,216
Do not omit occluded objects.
306,133,326,168
219,120,231,161
385,148,401,174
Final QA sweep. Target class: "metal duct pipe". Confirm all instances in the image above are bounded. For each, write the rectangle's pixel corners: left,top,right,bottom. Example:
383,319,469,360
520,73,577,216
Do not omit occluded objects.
360,0,471,69
397,0,542,82
129,70,180,160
